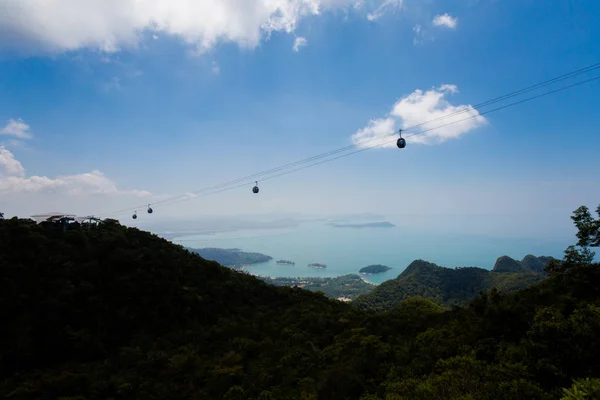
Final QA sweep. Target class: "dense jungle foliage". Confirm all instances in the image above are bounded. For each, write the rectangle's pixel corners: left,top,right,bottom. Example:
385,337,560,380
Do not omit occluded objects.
353,255,554,311
1,204,600,400
259,274,374,300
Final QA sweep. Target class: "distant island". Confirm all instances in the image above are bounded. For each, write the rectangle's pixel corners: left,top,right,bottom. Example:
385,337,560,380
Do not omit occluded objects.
330,221,395,228
359,264,392,274
186,247,272,268
308,263,327,269
277,260,295,265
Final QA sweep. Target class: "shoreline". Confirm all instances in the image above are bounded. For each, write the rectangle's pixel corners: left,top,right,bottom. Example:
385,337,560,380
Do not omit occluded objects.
239,268,379,286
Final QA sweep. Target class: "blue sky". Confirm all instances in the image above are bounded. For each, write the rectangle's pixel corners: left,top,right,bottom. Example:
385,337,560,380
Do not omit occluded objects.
0,0,599,237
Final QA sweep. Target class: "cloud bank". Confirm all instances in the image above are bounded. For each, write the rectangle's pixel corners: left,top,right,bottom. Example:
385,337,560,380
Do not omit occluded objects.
0,0,397,55
0,146,150,196
1,119,32,139
351,84,487,147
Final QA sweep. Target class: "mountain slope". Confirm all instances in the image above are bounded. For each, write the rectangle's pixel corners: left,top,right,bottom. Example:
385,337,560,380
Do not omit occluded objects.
353,257,552,311
493,255,529,273
1,216,600,400
0,218,358,399
493,254,558,273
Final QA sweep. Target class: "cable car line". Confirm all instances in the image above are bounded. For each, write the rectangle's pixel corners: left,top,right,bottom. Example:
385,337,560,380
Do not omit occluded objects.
400,62,600,133
103,74,600,220
107,74,600,219
98,64,600,218
144,74,600,212
102,62,600,217
92,67,600,219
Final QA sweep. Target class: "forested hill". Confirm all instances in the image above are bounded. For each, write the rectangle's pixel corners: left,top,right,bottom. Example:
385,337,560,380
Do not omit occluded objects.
2,205,600,399
493,254,559,273
353,256,554,311
186,247,272,268
0,218,355,399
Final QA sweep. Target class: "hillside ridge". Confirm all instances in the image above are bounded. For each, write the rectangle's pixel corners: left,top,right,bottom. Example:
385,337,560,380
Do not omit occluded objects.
354,255,554,311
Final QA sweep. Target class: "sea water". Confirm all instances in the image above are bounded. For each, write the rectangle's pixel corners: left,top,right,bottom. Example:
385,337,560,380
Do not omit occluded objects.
171,222,572,285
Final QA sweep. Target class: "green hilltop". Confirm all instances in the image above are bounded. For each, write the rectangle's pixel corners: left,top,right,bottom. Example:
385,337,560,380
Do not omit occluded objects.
1,203,599,399
353,255,557,311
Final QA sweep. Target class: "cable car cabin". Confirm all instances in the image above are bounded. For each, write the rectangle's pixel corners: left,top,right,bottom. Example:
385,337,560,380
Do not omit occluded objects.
397,138,406,149
147,205,153,214
253,181,259,194
132,212,138,219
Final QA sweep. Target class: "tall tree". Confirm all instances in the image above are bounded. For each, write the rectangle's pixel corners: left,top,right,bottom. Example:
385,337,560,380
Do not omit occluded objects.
571,205,600,248
546,204,599,275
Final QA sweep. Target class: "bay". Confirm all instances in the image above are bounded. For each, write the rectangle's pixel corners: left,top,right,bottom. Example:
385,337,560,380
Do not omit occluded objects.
171,221,571,285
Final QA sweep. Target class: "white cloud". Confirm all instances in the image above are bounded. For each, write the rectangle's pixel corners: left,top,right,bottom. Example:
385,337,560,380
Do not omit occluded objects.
0,0,376,55
367,0,403,21
412,23,435,45
293,36,308,52
412,24,423,45
6,139,24,148
351,118,397,148
211,60,220,75
0,146,26,177
351,84,487,147
1,119,33,139
0,146,151,196
438,84,458,93
432,13,458,29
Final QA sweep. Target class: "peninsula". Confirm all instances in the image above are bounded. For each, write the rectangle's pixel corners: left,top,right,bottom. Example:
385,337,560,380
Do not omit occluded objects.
330,221,395,228
186,247,272,268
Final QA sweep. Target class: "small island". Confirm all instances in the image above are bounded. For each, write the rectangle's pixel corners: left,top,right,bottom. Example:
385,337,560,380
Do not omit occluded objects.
330,221,395,229
277,260,295,265
359,264,392,274
308,263,327,269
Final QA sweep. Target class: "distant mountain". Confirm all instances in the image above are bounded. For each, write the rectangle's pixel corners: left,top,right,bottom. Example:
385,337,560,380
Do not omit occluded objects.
493,255,526,273
186,247,272,267
493,254,559,273
330,221,395,228
353,256,555,311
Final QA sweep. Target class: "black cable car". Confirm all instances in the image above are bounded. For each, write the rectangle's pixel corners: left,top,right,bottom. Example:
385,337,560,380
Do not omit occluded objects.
147,204,153,214
252,181,259,194
397,129,406,149
132,211,138,220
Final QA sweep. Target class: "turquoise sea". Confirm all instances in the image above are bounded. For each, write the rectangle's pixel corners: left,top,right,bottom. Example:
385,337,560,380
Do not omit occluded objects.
170,220,573,285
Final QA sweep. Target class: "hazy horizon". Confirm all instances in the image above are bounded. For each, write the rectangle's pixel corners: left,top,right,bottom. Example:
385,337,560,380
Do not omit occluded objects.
1,1,599,247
